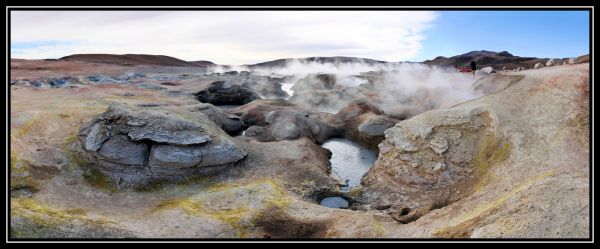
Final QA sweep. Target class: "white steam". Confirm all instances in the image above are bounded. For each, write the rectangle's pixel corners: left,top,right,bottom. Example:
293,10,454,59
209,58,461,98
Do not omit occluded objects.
207,59,485,117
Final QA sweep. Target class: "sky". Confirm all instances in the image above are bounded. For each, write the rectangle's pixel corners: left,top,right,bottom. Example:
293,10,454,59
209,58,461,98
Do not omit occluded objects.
10,10,590,65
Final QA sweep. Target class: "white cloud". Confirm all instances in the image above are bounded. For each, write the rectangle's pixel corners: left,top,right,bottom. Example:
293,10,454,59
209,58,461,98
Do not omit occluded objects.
10,11,437,64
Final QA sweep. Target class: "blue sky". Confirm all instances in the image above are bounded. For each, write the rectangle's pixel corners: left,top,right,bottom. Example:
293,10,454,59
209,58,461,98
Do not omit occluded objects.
10,10,590,64
415,11,590,61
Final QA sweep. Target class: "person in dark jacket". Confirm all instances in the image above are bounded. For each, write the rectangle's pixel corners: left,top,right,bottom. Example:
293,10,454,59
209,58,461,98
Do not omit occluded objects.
470,61,477,77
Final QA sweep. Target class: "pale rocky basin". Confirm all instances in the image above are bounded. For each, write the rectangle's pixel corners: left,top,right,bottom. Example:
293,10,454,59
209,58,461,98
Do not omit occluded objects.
9,59,590,239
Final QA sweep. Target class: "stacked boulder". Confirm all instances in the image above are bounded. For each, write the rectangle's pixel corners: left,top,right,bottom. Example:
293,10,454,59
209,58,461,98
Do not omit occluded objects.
78,103,247,188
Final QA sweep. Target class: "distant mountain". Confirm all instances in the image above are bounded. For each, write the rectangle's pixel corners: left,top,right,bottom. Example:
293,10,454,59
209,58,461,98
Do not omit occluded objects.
244,56,390,69
422,50,548,70
60,54,204,67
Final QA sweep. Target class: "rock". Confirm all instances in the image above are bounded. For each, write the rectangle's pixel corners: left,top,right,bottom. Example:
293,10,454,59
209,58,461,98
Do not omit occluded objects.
429,136,449,154
84,122,110,151
335,101,398,150
196,137,248,167
568,58,577,64
149,144,203,169
357,115,398,137
265,111,277,124
194,81,260,105
97,134,149,166
127,117,211,145
546,58,561,67
534,62,545,69
22,77,81,88
78,103,247,188
359,65,589,237
361,105,499,211
576,54,589,63
135,83,166,90
271,122,301,140
480,66,494,74
25,148,69,179
241,80,289,99
389,206,431,224
87,74,118,84
137,103,165,108
432,162,447,172
231,99,342,143
187,103,244,135
335,100,382,121
160,82,181,86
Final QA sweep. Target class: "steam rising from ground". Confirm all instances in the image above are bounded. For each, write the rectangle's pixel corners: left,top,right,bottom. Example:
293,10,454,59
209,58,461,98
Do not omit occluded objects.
208,59,484,117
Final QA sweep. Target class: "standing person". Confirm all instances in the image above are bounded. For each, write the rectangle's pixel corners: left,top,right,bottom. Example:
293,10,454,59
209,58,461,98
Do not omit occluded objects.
470,61,477,77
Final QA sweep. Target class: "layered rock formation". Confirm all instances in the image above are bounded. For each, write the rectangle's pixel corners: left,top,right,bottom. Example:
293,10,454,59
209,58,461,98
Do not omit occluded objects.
358,64,589,237
77,103,247,188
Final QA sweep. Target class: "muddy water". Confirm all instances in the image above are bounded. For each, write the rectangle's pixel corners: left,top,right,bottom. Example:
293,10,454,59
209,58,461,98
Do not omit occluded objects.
319,196,349,209
321,138,377,189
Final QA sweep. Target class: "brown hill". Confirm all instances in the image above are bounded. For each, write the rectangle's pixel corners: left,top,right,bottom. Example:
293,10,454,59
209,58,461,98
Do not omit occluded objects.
422,50,547,70
60,54,201,67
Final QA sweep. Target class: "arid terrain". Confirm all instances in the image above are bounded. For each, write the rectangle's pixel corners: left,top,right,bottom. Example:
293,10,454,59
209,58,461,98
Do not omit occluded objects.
9,52,590,238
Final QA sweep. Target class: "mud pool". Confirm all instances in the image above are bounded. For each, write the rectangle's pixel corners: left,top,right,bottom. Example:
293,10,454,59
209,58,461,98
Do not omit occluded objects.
321,138,377,189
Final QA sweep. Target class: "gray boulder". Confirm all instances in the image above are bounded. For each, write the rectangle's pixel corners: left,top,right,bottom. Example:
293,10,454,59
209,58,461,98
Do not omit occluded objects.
358,115,398,137
187,103,244,135
78,103,247,189
335,101,399,150
96,134,149,166
231,99,342,143
148,145,203,169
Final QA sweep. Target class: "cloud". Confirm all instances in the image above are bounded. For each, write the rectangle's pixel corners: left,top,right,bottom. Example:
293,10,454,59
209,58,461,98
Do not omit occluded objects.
10,11,437,64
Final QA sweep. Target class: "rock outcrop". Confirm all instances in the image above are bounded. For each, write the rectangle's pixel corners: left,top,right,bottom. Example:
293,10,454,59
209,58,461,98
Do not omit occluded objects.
335,101,398,150
361,104,500,213
77,103,247,188
231,99,342,143
359,64,589,237
187,103,244,135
